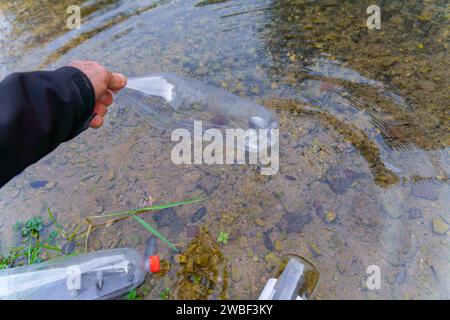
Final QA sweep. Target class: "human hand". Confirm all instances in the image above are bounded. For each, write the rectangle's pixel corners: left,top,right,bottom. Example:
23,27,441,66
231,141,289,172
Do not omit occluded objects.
68,60,127,128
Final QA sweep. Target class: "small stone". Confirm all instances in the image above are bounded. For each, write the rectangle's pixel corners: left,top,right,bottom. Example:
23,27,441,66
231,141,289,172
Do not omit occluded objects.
416,80,436,91
395,268,407,285
44,182,56,190
30,180,48,189
313,200,325,219
191,207,207,223
325,166,359,194
154,208,182,233
383,202,403,219
197,175,220,195
408,208,423,219
387,252,401,267
107,170,116,181
61,241,76,255
58,157,68,165
308,241,321,256
274,240,283,251
231,264,243,282
263,231,273,251
264,252,279,269
186,224,199,237
324,211,337,223
255,218,265,226
432,217,448,235
410,184,438,201
277,211,313,233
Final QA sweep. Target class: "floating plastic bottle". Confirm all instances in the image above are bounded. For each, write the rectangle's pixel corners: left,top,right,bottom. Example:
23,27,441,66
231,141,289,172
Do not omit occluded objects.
0,244,160,300
121,73,279,152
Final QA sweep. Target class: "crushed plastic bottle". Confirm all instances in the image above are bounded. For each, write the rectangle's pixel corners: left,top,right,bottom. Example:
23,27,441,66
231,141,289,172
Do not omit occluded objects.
122,72,278,136
0,248,149,300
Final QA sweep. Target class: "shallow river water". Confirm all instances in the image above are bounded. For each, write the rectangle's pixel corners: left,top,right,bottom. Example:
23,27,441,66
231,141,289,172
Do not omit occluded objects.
0,0,448,299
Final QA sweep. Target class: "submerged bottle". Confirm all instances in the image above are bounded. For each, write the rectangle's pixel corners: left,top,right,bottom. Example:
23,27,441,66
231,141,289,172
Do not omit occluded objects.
122,73,279,151
0,247,157,300
258,254,320,300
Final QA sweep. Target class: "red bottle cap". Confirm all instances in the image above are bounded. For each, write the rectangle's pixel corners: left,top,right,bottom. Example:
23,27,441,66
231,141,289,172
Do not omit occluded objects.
148,255,160,273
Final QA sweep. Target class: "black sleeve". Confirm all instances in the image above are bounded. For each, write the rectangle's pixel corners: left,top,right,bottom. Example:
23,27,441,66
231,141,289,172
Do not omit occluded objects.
0,66,96,187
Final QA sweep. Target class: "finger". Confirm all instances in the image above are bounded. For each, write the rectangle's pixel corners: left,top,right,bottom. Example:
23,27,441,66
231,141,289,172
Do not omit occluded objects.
89,115,104,129
99,90,113,106
108,73,127,91
93,102,108,117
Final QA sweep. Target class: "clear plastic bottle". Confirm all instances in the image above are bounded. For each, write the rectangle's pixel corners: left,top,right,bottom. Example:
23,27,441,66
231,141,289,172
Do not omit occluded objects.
123,73,278,132
122,73,279,153
258,254,320,300
0,248,147,300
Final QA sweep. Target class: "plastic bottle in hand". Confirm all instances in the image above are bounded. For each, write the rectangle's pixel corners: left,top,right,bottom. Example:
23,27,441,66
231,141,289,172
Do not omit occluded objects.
122,73,278,133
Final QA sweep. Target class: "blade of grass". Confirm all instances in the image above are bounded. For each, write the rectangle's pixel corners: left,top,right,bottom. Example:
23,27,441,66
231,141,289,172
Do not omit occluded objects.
47,208,68,240
132,215,179,253
38,244,62,252
88,198,206,220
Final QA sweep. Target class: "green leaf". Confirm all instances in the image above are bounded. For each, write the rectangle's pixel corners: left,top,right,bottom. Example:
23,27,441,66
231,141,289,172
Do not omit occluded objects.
132,215,179,253
125,289,137,300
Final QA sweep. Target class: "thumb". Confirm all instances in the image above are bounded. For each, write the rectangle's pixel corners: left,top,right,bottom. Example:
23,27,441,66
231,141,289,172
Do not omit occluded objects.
108,73,127,91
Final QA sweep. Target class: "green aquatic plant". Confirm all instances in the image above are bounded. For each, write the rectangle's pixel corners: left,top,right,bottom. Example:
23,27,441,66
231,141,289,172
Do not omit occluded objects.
160,287,171,300
1,215,63,268
217,231,229,245
125,288,138,300
14,216,43,238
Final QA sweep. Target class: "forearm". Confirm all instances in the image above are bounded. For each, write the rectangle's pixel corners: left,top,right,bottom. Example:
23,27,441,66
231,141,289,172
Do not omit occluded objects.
0,67,95,187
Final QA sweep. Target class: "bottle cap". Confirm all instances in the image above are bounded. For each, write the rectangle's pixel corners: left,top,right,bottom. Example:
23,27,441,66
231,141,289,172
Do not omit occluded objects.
148,255,160,273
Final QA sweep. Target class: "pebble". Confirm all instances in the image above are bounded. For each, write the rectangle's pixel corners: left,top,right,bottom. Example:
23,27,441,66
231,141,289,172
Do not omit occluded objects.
263,231,273,251
154,207,182,233
196,175,220,195
325,166,359,194
255,218,265,226
61,241,76,255
432,217,448,235
29,180,48,189
410,184,438,201
308,241,321,256
408,208,423,219
264,252,279,269
274,240,283,251
186,224,199,237
191,207,206,223
324,211,337,223
44,182,56,190
107,170,116,181
278,211,313,233
231,264,243,282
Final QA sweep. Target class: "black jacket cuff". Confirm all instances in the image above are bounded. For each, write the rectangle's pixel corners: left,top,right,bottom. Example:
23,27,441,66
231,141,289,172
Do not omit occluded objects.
54,66,96,140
